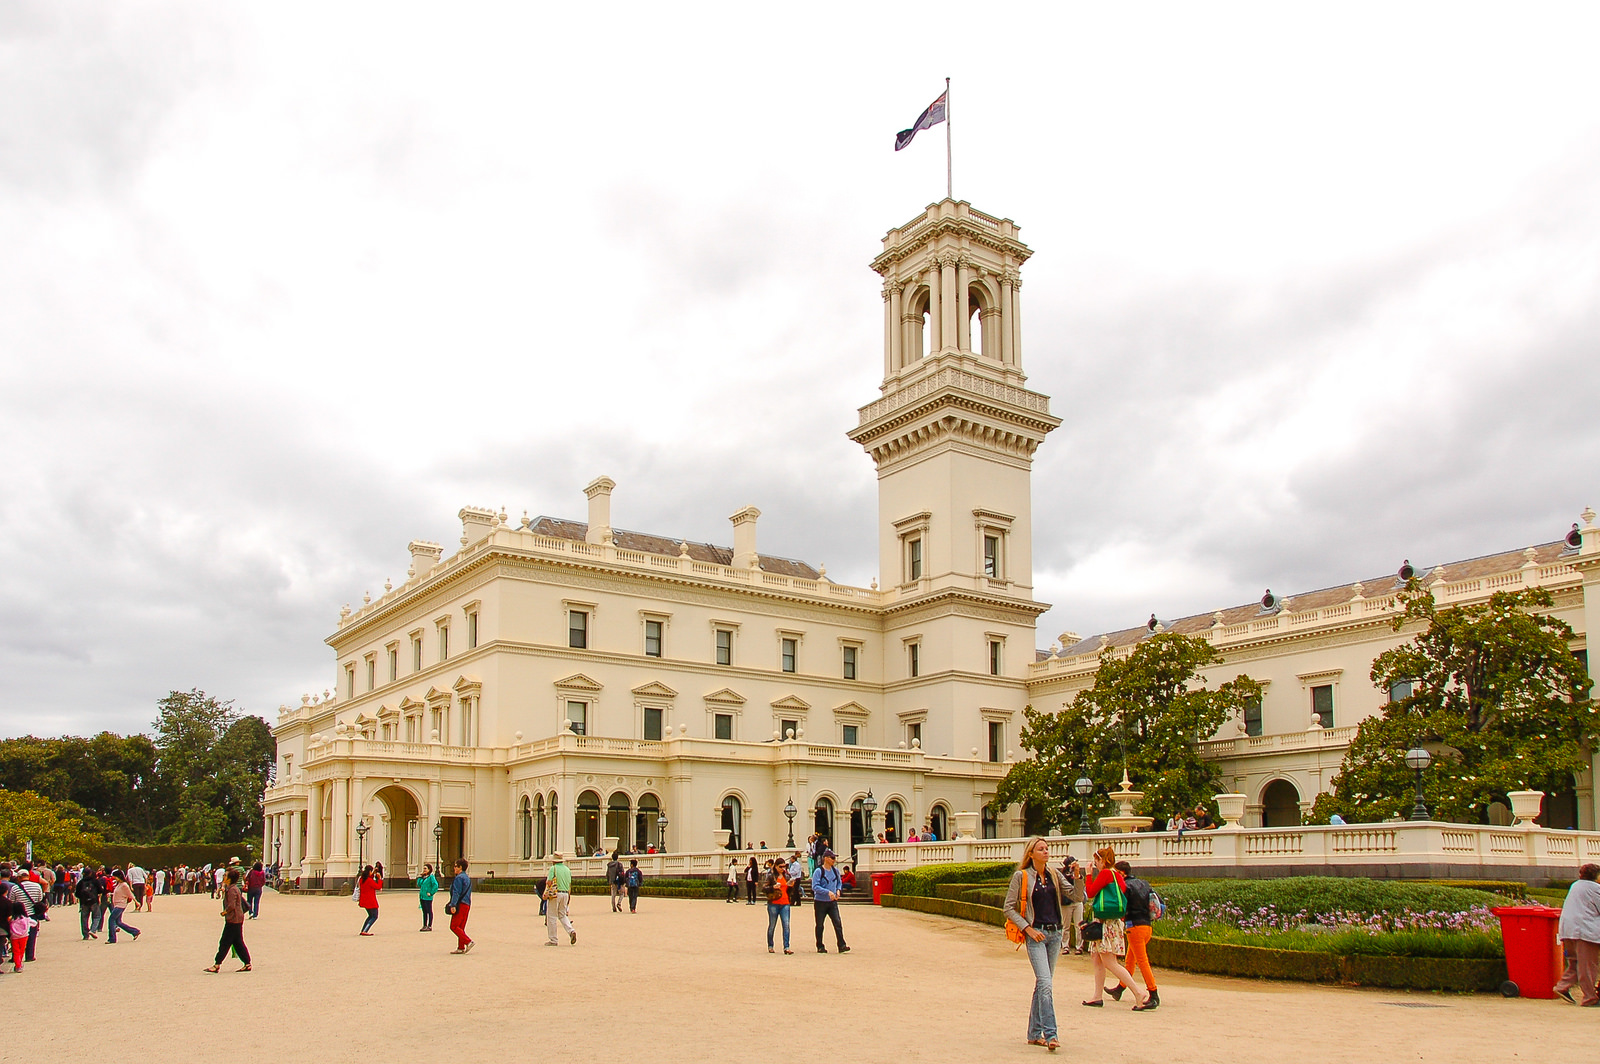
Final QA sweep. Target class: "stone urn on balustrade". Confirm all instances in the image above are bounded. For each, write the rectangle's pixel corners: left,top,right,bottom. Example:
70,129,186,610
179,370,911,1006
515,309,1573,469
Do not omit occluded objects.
1507,790,1545,826
1213,793,1246,829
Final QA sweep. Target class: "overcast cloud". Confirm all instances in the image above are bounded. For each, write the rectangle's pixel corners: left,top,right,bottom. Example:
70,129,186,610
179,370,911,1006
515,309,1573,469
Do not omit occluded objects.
3,2,1598,736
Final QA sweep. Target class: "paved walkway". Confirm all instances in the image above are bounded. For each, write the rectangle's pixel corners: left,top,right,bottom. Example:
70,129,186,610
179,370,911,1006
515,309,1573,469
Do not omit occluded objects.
13,891,1587,1060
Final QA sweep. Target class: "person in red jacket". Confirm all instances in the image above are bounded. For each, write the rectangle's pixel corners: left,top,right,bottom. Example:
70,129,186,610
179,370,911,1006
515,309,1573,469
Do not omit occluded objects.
1081,846,1148,1009
245,862,267,919
357,864,383,935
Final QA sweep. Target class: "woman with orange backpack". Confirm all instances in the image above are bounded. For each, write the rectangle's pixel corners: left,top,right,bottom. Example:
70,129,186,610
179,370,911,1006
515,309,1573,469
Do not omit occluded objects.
1002,837,1070,1051
1081,846,1148,1009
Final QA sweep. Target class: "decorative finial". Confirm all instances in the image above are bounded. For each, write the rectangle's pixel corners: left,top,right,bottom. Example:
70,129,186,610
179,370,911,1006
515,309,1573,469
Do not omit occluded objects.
383,577,392,593
498,506,508,526
871,578,878,590
407,564,416,579
678,540,690,558
1350,582,1363,600
363,590,371,605
1212,610,1225,626
339,604,351,620
521,510,532,530
818,563,827,579
1585,507,1597,527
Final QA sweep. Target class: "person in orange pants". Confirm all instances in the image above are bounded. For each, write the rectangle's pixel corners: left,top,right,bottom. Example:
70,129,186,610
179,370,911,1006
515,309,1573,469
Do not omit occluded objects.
1105,861,1159,1010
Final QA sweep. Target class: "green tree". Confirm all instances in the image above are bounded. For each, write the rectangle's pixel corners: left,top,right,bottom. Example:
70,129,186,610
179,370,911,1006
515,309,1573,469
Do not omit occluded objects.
0,733,170,843
151,689,275,844
0,789,104,865
1313,586,1595,823
997,632,1261,829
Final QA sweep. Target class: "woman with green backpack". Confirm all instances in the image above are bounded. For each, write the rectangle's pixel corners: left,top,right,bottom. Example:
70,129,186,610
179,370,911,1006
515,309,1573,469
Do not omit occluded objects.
1081,846,1148,1009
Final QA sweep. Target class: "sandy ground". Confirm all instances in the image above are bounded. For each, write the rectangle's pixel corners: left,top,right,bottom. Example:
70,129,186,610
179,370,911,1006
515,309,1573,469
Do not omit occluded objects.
14,889,1588,1062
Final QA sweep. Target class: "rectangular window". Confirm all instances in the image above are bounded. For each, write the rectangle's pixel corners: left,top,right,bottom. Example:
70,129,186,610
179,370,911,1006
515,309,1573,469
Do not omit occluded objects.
714,713,733,741
566,700,588,736
412,635,422,672
345,664,355,699
908,722,922,748
1244,696,1263,737
1577,648,1589,677
987,721,1002,762
781,637,797,673
781,719,798,740
644,619,663,658
909,538,922,581
468,612,478,649
1311,685,1334,729
908,643,920,678
365,658,375,691
1388,680,1413,703
983,535,999,577
643,706,663,741
842,725,859,746
842,645,857,680
568,610,588,650
388,647,398,683
438,626,449,661
715,629,732,666
989,640,1002,676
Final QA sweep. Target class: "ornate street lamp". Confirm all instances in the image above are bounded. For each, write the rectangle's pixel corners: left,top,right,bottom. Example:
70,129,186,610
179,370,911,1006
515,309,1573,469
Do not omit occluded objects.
784,797,798,849
274,832,282,870
355,819,369,870
862,790,878,843
1074,777,1095,835
1405,747,1433,821
657,812,668,852
433,820,444,871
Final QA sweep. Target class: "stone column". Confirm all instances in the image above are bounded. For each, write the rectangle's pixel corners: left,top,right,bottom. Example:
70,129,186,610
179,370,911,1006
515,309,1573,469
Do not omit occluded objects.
999,271,1015,365
926,264,942,352
1010,274,1023,365
330,776,349,869
955,256,971,352
940,253,958,352
307,785,323,865
882,280,896,377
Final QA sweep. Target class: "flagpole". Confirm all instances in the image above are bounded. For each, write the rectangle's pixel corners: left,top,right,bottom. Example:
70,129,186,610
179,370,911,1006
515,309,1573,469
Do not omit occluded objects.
945,76,952,201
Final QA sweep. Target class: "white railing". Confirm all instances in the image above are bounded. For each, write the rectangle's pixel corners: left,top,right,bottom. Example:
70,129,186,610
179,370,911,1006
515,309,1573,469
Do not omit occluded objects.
852,822,1600,874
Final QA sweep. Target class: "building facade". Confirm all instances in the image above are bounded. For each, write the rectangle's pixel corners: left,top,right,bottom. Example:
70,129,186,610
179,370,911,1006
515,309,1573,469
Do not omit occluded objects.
1028,520,1597,830
264,199,1058,879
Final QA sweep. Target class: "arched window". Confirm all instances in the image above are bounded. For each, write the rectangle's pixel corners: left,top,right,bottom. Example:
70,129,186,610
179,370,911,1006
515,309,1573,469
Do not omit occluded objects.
605,791,631,854
1260,780,1302,828
519,795,532,860
981,804,998,839
720,795,743,850
636,793,661,851
884,799,904,843
575,790,602,856
535,794,547,858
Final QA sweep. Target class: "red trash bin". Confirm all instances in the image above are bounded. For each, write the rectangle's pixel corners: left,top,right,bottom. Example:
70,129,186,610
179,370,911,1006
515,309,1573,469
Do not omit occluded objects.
1490,904,1564,998
871,871,896,905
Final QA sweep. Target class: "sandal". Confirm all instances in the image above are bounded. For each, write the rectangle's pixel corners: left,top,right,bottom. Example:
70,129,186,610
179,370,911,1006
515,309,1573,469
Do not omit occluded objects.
203,965,220,973
1080,1000,1103,1007
1046,1040,1060,1052
236,965,251,972
1028,1040,1047,1047
1132,998,1154,1011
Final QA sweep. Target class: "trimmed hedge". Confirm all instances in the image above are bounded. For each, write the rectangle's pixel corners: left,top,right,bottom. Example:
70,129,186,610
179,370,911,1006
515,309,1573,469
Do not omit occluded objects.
92,843,256,870
881,893,1006,927
1157,876,1499,918
893,862,1015,899
1416,880,1527,899
882,889,1508,991
935,880,1010,901
472,876,722,899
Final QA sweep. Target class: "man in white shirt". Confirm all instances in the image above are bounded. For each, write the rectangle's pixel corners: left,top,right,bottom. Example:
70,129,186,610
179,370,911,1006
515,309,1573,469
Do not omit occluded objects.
126,865,147,911
1555,863,1600,1006
154,868,166,897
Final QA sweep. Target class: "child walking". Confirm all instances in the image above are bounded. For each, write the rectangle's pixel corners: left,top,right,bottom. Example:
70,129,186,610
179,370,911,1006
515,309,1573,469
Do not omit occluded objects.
9,900,35,972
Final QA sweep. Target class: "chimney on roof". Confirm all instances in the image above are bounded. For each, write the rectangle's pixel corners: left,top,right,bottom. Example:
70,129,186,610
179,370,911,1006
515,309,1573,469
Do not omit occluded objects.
459,506,496,548
585,476,616,545
408,540,443,580
730,505,761,569
1059,631,1079,648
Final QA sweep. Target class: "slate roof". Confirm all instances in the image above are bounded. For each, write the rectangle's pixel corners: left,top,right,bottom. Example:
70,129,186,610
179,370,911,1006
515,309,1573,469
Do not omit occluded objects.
527,517,822,580
1054,539,1573,658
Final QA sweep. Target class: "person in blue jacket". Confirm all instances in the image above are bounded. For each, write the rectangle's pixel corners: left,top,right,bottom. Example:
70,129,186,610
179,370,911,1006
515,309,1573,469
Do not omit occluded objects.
446,859,473,954
810,850,850,955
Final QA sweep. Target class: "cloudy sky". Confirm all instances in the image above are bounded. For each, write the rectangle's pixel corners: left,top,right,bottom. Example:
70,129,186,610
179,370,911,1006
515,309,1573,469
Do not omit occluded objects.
4,3,1598,737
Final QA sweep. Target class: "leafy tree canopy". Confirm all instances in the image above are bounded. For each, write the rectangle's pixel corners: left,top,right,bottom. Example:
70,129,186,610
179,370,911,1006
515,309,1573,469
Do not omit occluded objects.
151,690,275,844
0,789,105,865
0,733,169,843
997,633,1261,830
1313,586,1595,824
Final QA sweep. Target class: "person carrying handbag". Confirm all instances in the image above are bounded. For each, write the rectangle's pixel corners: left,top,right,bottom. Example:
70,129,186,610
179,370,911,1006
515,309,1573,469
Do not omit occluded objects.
1002,837,1069,1051
1081,846,1148,1009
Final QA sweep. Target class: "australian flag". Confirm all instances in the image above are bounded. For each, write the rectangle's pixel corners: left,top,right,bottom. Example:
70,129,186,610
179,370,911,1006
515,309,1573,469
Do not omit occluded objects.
894,91,947,151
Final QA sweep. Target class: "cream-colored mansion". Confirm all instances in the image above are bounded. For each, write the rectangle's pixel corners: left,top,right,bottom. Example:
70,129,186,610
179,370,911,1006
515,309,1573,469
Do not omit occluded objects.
263,200,1599,880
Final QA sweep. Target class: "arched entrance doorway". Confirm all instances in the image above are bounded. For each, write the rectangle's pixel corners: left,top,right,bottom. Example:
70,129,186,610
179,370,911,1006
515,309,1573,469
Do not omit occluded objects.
372,785,420,877
720,795,743,850
813,797,835,848
605,792,630,852
884,799,904,843
1261,780,1302,827
636,793,661,851
928,803,948,841
574,790,601,855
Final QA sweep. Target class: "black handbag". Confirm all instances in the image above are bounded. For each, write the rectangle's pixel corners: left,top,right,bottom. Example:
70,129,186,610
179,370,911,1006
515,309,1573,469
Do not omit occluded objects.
1081,920,1104,942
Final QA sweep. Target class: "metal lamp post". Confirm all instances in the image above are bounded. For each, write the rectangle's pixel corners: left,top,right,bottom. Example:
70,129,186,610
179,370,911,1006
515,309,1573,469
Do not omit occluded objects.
355,820,369,871
657,812,668,853
433,820,444,871
274,833,282,870
862,790,878,843
1405,747,1433,821
1074,777,1095,835
784,797,798,849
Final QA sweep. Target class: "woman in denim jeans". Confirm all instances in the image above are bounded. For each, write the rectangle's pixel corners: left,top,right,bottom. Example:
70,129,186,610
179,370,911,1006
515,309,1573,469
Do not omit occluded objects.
1003,837,1069,1051
761,859,794,954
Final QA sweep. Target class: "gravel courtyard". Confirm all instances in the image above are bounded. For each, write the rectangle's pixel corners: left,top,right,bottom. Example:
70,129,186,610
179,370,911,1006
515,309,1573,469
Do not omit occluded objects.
17,890,1585,1061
